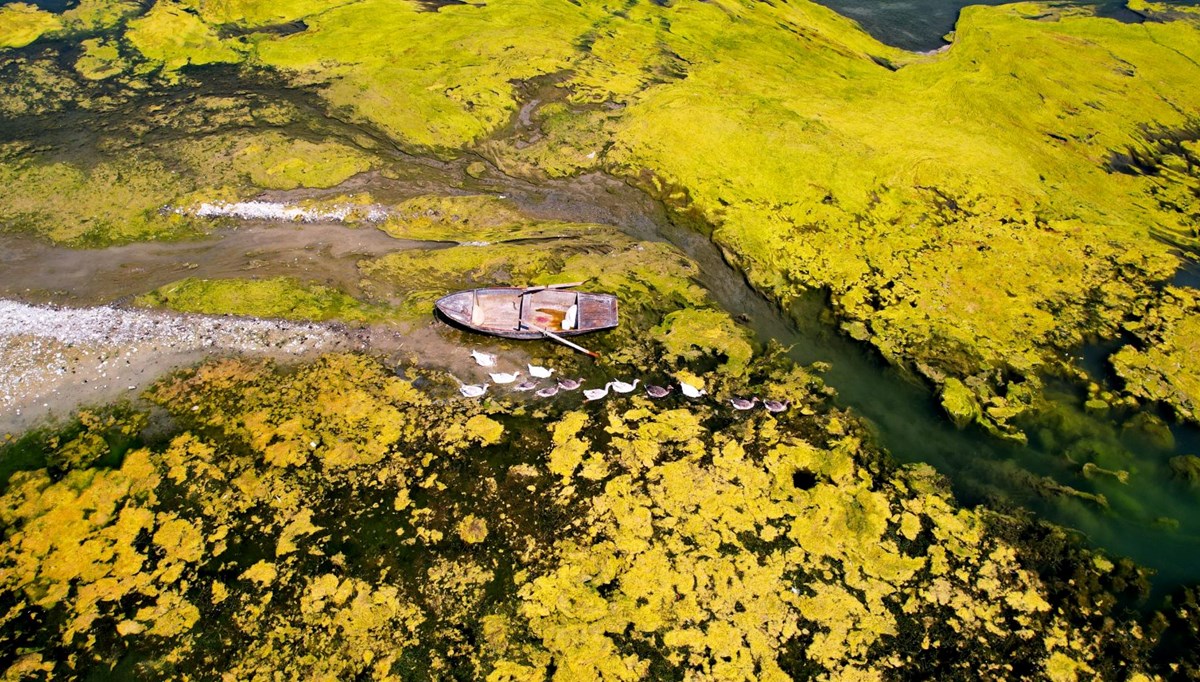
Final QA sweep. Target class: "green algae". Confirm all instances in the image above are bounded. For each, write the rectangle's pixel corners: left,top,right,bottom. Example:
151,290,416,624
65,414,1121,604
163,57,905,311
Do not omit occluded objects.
0,120,385,245
456,514,489,544
134,276,389,323
0,4,61,50
2,0,1192,440
74,37,128,81
125,2,246,75
587,1,1200,434
940,377,981,428
651,308,753,377
178,0,359,28
58,0,144,36
2,0,1195,437
0,53,98,118
377,194,591,243
248,0,597,151
1,2,1200,673
1112,286,1200,424
0,145,205,246
230,131,375,190
1,350,1183,679
479,101,620,179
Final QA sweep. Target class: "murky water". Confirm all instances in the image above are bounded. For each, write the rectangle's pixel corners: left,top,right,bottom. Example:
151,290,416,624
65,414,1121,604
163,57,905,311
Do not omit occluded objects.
1174,256,1200,289
0,222,440,305
1,0,72,11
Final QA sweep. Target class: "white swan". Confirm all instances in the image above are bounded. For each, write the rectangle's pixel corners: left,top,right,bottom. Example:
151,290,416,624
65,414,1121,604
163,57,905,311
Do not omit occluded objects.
528,363,555,379
459,382,489,398
610,378,640,394
490,371,521,384
680,381,707,399
583,382,613,401
471,350,497,367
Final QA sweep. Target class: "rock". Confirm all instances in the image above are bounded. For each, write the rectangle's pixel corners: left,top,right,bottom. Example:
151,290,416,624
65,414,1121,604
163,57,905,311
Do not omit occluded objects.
1169,455,1200,485
1123,412,1176,452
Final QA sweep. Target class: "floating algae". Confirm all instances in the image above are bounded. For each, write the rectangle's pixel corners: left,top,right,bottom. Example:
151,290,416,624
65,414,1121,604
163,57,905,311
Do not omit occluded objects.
0,4,60,50
134,276,390,323
1,348,1191,679
1111,286,1200,425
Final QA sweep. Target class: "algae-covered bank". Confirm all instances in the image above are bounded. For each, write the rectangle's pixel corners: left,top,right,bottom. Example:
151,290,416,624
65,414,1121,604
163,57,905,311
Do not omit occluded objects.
3,0,1200,678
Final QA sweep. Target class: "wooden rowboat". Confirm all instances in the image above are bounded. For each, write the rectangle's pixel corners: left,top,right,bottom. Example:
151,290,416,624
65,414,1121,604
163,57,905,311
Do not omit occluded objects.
435,286,618,340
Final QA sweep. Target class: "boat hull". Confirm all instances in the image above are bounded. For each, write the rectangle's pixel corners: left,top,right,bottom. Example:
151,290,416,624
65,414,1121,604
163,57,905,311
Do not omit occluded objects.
435,287,618,339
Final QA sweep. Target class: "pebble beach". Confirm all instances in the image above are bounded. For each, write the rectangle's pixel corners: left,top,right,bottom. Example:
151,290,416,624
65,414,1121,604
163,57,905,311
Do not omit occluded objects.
0,299,373,435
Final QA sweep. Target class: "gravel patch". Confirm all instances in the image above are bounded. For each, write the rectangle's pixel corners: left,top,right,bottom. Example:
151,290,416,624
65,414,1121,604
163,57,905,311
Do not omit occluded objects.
0,299,377,436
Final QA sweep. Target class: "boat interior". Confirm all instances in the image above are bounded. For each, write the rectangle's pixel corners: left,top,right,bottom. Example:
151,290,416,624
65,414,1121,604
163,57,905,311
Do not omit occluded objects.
471,289,579,332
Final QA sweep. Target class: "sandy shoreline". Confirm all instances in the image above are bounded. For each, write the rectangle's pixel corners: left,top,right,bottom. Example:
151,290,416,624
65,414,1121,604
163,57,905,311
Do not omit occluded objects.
0,299,387,436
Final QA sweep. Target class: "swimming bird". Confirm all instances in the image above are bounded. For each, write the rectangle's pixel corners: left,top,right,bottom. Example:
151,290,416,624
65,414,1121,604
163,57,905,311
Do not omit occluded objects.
471,350,497,367
490,371,521,384
583,382,613,401
528,364,555,379
514,381,538,392
610,378,640,394
730,396,759,411
645,384,673,398
557,377,584,391
536,386,559,398
763,399,790,413
459,382,489,398
679,381,707,399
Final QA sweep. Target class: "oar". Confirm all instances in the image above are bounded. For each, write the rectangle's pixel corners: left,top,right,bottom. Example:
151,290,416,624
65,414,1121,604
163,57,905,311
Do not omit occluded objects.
522,281,585,294
522,321,601,359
